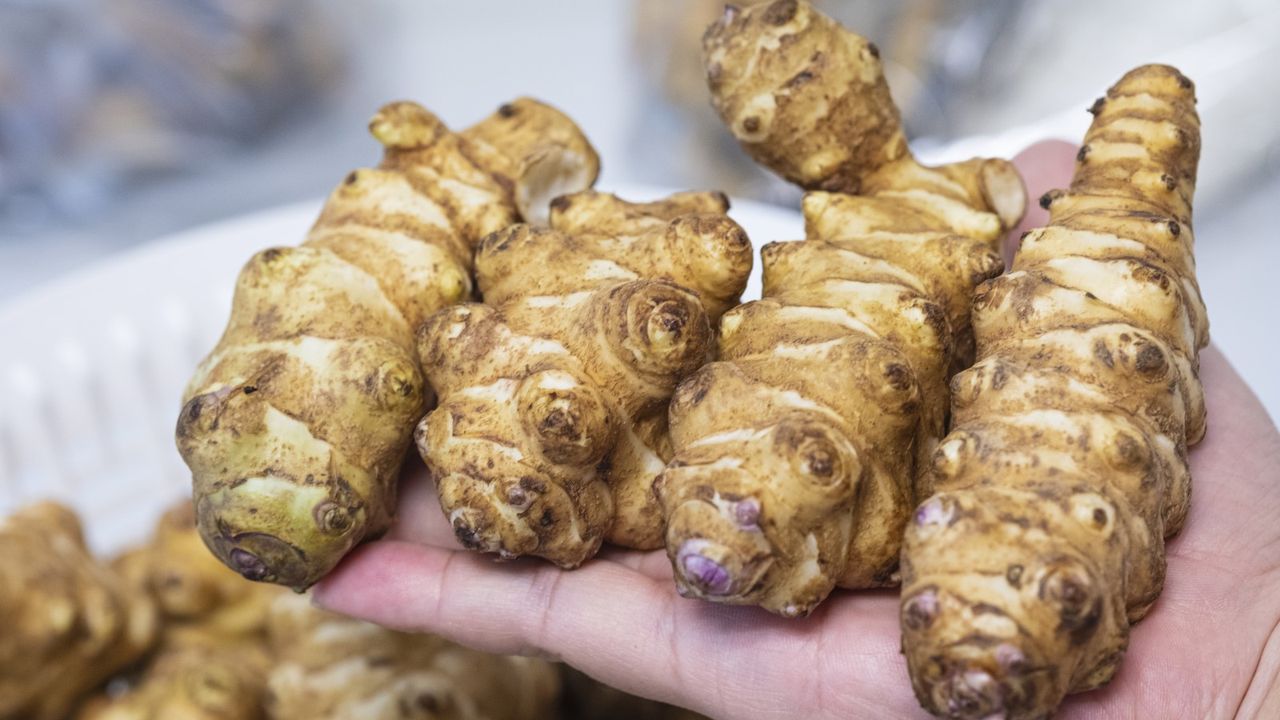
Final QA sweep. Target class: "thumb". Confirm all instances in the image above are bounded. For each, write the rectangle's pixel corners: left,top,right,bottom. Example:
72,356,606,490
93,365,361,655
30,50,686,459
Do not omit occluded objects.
1006,139,1078,263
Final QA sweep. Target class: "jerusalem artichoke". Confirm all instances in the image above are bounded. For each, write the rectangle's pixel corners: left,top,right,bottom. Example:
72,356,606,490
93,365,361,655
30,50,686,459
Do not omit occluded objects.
417,190,752,566
703,0,1026,228
177,99,598,590
656,0,1026,615
899,64,1207,720
75,639,270,720
0,502,158,720
265,592,560,720
113,503,283,644
78,504,283,720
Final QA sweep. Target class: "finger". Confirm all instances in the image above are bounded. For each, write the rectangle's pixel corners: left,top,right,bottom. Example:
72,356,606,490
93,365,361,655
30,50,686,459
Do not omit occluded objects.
1195,345,1280,453
1174,345,1280,570
595,546,675,581
313,540,918,719
1007,140,1078,263
388,457,461,548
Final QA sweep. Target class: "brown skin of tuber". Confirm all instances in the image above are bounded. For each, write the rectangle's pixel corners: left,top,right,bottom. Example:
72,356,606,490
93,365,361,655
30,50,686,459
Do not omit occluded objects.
177,98,599,590
113,503,285,645
77,502,282,720
265,592,560,720
75,638,270,720
417,190,753,567
0,502,159,720
703,0,1026,228
658,0,1025,616
900,65,1207,720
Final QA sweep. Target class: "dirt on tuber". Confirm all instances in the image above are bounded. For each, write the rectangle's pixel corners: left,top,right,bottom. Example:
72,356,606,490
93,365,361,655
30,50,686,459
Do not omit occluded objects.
176,99,599,590
75,638,270,720
265,592,560,720
0,502,159,720
113,503,284,645
899,64,1207,720
75,502,282,719
656,0,1026,616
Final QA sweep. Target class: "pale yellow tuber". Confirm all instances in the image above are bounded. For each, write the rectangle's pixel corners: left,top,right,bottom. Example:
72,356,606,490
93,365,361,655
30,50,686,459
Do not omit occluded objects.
265,592,560,720
899,64,1207,719
417,190,752,566
0,502,158,720
177,99,598,590
114,503,283,644
78,503,284,720
656,0,1025,616
703,0,1025,228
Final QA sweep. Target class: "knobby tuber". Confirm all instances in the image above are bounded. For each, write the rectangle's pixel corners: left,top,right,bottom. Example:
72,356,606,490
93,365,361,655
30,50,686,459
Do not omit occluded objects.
656,0,1025,615
701,0,1026,227
78,502,282,719
417,190,752,566
0,502,158,720
899,64,1207,719
81,502,569,720
114,503,283,644
76,639,270,720
266,593,560,720
176,99,599,589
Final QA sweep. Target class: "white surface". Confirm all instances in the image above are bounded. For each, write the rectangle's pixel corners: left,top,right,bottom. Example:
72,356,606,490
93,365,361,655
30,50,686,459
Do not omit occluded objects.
0,185,801,554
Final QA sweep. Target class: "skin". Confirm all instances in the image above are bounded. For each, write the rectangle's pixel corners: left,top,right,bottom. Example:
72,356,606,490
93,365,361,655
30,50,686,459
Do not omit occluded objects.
562,667,710,720
314,143,1280,719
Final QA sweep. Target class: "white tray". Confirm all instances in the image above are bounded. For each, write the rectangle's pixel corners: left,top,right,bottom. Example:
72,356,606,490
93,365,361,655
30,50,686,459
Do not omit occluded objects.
0,185,802,555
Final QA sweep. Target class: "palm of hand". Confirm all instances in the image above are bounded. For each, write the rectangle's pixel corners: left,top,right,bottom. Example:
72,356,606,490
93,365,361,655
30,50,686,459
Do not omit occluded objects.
315,148,1280,719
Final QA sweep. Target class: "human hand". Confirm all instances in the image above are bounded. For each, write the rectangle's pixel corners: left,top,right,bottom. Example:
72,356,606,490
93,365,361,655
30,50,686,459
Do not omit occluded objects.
313,142,1280,719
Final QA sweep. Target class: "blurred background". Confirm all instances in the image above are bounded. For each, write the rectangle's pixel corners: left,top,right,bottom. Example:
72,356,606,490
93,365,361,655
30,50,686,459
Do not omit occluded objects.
1,0,1277,419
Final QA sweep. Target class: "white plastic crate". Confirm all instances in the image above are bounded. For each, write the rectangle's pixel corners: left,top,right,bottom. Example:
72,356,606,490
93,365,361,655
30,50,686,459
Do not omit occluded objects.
0,186,800,555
